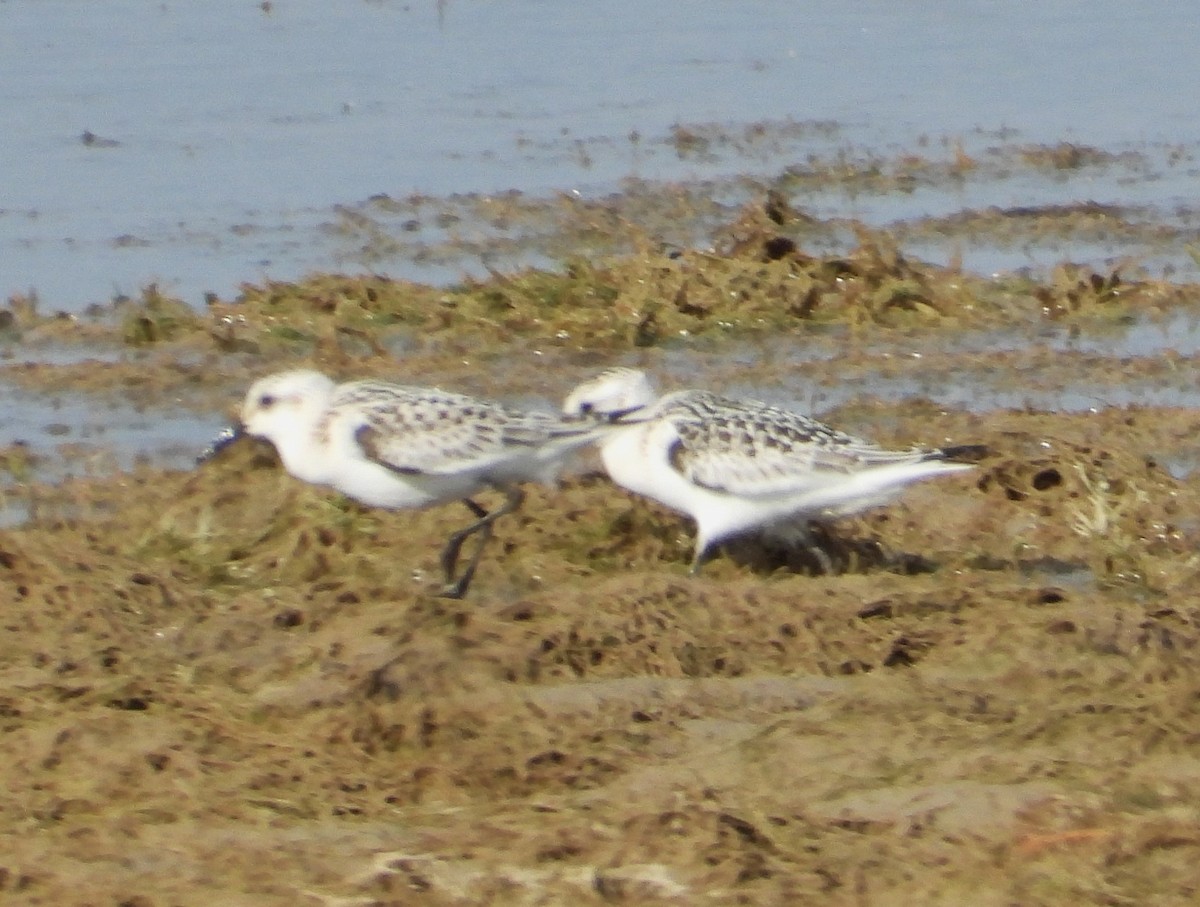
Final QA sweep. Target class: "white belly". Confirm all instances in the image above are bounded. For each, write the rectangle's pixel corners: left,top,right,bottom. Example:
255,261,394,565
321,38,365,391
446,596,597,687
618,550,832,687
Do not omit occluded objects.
598,421,972,550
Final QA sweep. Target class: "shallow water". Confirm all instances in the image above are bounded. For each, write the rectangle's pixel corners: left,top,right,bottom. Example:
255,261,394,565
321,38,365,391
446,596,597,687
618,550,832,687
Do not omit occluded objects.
3,0,1200,309
2,304,1197,489
0,380,227,478
6,8,1200,897
1,0,1198,490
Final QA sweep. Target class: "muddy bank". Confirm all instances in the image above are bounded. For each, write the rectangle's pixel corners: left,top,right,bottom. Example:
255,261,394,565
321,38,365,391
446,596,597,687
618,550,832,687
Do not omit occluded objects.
3,379,1200,903
4,212,1200,903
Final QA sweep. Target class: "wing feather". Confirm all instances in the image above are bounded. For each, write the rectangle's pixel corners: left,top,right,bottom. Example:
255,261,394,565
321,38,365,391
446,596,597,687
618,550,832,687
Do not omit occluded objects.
336,381,563,477
659,391,939,498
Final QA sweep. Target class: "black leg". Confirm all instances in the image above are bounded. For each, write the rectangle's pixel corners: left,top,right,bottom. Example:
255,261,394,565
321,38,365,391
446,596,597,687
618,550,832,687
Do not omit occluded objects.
778,522,838,575
437,486,526,598
439,528,491,599
439,498,490,586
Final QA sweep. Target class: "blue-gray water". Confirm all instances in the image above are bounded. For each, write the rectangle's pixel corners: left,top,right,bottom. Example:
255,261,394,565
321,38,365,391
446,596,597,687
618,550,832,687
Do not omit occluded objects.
2,0,1199,309
2,0,1200,486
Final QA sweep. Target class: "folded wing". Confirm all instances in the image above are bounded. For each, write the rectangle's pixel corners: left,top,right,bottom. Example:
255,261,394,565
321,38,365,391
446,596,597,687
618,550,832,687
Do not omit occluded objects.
339,382,558,477
661,392,945,498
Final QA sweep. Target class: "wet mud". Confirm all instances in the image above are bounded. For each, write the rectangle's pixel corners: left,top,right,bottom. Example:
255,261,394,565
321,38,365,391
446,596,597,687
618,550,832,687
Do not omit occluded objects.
4,203,1200,904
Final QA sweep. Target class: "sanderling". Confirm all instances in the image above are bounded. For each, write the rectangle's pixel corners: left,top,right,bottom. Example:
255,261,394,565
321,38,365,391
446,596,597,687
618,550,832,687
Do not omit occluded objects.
563,367,982,573
202,369,618,598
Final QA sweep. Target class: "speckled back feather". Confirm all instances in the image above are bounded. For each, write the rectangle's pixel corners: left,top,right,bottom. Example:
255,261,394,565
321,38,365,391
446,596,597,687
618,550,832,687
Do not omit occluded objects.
334,380,593,477
648,390,947,497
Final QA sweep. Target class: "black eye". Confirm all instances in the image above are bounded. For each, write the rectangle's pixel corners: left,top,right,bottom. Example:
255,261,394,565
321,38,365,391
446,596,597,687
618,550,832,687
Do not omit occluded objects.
259,393,276,409
579,401,594,415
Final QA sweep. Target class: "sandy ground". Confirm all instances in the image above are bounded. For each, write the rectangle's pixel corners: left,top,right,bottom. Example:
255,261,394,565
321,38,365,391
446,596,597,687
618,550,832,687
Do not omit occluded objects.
4,384,1200,905
4,200,1200,903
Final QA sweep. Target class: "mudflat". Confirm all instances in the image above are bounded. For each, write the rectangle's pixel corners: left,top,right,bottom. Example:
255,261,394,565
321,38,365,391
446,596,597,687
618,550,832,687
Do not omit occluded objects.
3,209,1200,905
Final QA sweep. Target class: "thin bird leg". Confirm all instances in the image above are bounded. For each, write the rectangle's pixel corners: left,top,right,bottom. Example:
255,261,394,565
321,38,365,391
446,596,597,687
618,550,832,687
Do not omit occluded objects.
439,486,527,599
688,542,713,577
439,498,490,587
765,521,837,575
798,524,836,575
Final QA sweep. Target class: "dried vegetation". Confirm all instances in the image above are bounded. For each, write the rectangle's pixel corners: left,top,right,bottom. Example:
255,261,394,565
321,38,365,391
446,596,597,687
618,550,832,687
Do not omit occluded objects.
3,194,1200,904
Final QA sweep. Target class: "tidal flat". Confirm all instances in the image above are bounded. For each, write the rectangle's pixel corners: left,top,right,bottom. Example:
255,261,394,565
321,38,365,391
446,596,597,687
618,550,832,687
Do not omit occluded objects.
3,166,1200,904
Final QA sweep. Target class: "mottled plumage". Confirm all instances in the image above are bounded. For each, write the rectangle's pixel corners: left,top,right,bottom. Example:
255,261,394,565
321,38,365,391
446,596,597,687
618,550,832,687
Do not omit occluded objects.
329,380,590,488
564,368,979,571
208,370,609,597
660,390,953,501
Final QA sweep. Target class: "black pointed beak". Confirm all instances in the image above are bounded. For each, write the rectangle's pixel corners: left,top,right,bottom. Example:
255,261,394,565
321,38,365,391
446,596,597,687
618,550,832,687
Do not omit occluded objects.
605,404,648,424
196,423,245,465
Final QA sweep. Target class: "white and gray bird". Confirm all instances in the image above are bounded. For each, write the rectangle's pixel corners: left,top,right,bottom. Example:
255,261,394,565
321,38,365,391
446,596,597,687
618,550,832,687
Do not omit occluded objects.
563,367,980,573
204,369,618,598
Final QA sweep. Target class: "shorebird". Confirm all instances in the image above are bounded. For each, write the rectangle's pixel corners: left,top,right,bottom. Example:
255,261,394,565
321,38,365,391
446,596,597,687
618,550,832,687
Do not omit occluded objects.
203,369,621,598
563,367,980,573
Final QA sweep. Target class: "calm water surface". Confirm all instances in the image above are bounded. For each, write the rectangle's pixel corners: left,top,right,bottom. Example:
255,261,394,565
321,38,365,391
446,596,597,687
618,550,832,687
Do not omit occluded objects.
2,0,1199,309
1,0,1199,477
